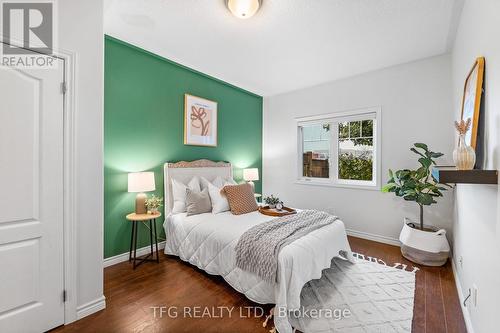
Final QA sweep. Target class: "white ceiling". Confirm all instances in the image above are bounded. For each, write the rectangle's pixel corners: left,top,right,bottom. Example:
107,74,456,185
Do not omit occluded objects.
104,0,463,96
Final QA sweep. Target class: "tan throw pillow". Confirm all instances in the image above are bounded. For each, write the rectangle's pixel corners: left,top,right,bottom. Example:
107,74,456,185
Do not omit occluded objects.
185,188,212,216
222,183,258,215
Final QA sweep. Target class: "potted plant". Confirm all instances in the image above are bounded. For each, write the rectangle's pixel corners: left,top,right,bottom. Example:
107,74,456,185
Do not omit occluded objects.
145,195,163,214
382,143,451,266
263,195,280,209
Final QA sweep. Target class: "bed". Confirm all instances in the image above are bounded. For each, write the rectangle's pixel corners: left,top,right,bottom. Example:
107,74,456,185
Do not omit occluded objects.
163,160,354,333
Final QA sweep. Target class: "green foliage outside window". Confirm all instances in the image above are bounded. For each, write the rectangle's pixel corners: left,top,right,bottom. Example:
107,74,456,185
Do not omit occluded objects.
339,122,349,138
350,121,361,137
338,153,373,181
339,120,373,139
338,119,374,181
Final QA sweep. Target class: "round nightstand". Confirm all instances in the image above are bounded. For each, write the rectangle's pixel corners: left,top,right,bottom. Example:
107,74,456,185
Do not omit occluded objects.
126,212,161,269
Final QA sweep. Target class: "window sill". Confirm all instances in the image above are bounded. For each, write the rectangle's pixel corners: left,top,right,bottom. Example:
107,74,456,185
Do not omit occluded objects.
294,179,380,191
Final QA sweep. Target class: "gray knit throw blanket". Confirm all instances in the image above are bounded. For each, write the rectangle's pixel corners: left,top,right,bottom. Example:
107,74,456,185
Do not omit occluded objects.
235,210,338,283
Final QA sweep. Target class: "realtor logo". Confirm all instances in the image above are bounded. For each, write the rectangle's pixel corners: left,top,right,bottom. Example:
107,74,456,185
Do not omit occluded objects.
1,1,57,68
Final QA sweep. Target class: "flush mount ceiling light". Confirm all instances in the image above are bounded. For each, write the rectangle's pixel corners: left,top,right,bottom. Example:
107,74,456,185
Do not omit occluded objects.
226,0,262,19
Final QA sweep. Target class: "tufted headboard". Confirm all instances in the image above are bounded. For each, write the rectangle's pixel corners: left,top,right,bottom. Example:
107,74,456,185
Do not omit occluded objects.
163,159,233,215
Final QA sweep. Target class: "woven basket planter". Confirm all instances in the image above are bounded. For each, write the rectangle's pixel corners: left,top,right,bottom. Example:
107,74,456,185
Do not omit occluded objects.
399,218,450,266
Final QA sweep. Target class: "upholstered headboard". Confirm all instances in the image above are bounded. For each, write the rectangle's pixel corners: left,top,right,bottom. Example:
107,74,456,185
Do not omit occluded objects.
163,159,233,215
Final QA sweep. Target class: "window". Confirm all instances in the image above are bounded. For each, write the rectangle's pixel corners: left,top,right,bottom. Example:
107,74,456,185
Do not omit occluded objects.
297,108,380,189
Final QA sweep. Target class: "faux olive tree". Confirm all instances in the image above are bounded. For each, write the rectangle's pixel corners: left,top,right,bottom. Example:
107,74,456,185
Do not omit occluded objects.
382,143,449,230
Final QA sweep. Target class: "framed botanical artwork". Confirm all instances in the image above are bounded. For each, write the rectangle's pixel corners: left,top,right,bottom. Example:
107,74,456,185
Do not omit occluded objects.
184,94,218,147
460,57,485,149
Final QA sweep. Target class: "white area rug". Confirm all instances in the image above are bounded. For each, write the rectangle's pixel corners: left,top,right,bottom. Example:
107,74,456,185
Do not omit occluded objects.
288,253,416,333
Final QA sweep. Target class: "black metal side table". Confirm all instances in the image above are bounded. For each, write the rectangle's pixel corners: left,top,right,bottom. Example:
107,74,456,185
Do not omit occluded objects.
126,212,161,269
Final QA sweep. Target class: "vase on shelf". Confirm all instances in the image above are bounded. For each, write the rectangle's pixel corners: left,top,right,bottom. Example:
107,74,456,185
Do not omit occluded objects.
453,134,476,170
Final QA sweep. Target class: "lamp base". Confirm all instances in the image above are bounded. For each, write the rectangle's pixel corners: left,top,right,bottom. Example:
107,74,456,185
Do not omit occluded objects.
135,193,147,214
247,181,255,192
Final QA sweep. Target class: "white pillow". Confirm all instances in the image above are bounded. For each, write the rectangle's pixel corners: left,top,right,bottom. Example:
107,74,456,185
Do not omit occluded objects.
201,176,237,189
225,177,237,185
207,180,235,214
201,176,224,189
171,177,201,213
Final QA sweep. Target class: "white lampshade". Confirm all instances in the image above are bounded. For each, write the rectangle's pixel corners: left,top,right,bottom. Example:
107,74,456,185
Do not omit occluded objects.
243,168,259,181
128,172,155,193
226,0,261,19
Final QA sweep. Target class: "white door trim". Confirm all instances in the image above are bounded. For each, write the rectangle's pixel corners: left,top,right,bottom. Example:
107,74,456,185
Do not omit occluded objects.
0,36,80,324
60,49,79,325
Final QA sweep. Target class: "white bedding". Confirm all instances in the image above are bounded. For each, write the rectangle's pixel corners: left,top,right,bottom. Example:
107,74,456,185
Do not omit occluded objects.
164,210,353,333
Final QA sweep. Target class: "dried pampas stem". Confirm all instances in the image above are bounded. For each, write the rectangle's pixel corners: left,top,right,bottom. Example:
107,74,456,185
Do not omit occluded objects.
454,118,471,135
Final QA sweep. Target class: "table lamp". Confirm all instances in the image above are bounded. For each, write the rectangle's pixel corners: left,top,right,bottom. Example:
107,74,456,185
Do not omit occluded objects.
128,172,156,214
243,168,259,191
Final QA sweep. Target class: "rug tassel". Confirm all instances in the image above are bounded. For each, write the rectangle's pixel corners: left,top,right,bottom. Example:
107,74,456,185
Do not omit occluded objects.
262,307,274,327
268,326,294,333
262,306,297,333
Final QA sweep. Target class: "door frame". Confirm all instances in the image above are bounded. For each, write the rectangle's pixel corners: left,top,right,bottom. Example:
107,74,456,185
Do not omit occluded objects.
0,36,79,324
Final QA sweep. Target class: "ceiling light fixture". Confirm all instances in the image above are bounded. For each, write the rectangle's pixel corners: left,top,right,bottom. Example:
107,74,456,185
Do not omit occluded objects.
226,0,261,19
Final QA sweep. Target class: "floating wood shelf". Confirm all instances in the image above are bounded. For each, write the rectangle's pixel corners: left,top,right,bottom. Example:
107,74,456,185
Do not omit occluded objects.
432,166,498,184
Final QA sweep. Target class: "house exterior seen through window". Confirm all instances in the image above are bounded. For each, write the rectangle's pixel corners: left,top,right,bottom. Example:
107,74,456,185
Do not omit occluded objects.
301,123,330,178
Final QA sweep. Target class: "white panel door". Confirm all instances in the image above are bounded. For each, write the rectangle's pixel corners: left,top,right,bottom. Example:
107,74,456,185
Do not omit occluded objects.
0,52,65,332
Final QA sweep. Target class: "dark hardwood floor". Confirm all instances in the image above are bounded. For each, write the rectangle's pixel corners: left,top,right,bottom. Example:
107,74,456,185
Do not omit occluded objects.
53,236,466,333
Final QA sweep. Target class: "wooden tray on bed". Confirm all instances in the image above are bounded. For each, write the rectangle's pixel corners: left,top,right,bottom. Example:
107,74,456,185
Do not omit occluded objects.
258,205,297,217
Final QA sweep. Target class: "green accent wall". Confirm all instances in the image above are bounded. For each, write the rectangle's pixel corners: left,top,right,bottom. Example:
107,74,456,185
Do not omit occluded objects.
104,36,263,258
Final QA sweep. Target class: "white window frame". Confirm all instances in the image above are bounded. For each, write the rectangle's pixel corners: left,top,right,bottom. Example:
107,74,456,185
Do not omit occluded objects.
295,107,381,190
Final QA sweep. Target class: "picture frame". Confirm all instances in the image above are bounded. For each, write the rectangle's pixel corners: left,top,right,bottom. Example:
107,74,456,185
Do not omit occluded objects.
184,94,218,147
460,57,485,149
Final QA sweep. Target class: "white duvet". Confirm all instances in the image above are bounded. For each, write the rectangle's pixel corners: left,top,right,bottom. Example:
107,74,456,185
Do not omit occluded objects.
164,211,353,333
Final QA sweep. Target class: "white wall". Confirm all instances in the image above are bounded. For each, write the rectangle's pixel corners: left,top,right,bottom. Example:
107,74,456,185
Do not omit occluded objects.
451,0,500,332
59,0,105,321
263,54,455,243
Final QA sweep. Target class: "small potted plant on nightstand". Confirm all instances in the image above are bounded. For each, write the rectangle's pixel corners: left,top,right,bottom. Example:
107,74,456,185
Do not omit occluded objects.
145,195,163,214
382,143,451,266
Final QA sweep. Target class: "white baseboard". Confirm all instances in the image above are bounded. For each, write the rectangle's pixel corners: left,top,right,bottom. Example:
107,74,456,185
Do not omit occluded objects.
103,241,166,268
76,295,106,320
451,259,474,333
346,229,401,247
